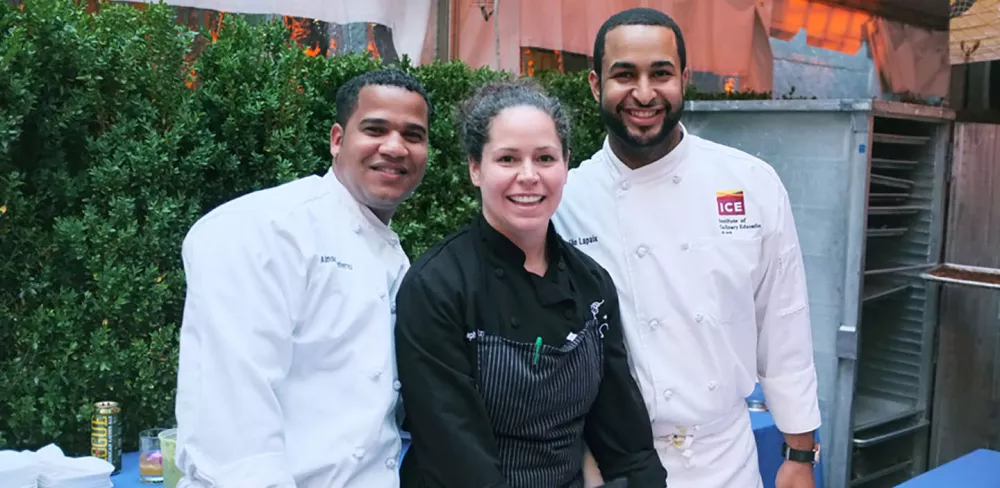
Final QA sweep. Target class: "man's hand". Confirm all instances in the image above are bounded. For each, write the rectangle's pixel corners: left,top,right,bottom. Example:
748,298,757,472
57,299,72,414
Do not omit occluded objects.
778,431,816,488
582,448,605,488
775,459,815,488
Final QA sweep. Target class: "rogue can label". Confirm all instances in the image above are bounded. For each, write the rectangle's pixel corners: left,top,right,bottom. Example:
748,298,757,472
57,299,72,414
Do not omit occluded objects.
91,401,122,474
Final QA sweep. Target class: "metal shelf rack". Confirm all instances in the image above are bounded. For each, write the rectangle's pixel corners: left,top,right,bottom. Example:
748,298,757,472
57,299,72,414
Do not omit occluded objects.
684,99,954,488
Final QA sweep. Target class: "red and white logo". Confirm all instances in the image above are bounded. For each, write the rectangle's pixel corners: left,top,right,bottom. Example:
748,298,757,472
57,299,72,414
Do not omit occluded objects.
716,190,746,216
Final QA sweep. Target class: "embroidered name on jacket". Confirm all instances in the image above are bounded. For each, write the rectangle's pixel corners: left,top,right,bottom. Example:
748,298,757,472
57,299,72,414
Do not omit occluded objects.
319,255,353,270
566,235,599,246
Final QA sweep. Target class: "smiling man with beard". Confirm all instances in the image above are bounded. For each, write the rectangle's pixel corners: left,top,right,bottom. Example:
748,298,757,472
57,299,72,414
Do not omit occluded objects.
174,69,432,488
552,8,822,488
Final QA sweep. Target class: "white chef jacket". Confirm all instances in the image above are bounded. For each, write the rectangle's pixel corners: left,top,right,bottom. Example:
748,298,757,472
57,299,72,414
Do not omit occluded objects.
175,168,409,488
552,123,821,439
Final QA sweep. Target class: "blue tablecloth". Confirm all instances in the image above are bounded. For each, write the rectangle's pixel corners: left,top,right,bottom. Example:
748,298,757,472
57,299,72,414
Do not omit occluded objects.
112,452,142,487
113,387,821,487
896,449,1000,488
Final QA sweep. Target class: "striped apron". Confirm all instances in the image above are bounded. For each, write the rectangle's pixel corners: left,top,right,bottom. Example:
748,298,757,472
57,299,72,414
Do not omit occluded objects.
472,318,604,488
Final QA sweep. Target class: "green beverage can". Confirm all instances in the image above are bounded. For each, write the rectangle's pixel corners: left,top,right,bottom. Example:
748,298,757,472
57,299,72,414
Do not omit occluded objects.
90,401,122,474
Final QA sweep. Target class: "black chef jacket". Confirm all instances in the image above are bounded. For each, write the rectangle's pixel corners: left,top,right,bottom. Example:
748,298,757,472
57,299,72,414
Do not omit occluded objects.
394,214,667,488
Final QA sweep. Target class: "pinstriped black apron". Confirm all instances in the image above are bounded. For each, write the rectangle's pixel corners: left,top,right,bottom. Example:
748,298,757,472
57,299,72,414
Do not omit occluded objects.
471,315,605,488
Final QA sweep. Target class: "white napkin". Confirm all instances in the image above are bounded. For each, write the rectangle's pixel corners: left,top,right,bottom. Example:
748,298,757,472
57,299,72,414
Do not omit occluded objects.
30,444,113,488
0,449,40,487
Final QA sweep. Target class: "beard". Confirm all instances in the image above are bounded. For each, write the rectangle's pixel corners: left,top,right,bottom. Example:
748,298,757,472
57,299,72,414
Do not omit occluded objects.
599,93,684,150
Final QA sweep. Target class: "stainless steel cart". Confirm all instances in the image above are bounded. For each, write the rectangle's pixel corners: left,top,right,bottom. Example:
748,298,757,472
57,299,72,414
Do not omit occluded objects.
683,99,955,488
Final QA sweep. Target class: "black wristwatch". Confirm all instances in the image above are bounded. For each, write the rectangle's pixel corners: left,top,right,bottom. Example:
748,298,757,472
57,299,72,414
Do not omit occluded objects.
781,442,820,464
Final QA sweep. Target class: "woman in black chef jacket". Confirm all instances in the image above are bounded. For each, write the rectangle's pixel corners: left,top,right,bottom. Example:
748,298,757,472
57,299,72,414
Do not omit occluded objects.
393,80,667,488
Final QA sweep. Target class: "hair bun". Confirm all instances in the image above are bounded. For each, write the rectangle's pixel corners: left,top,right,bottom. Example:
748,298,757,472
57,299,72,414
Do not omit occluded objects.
456,78,572,163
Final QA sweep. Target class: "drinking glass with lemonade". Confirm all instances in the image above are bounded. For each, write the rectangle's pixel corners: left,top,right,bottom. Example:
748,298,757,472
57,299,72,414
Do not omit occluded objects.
159,428,181,488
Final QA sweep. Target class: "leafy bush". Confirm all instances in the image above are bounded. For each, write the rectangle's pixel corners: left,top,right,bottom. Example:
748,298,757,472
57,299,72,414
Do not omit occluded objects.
0,0,762,454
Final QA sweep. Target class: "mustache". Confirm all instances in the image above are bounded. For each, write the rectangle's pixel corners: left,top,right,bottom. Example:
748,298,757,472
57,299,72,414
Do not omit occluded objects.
616,100,673,112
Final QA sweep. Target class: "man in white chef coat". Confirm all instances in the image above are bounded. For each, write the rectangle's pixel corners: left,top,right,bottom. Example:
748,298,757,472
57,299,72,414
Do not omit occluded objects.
174,69,432,488
553,8,822,488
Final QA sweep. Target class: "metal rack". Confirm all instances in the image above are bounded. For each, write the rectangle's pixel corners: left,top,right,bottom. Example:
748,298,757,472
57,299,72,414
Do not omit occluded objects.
850,111,951,487
683,99,954,488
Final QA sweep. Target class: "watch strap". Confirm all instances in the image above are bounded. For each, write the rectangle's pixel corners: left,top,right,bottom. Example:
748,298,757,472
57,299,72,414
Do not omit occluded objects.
782,442,819,464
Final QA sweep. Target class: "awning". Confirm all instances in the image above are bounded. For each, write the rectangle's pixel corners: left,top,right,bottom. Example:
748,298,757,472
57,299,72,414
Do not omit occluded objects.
454,0,770,84
770,0,871,55
119,0,436,63
813,0,949,30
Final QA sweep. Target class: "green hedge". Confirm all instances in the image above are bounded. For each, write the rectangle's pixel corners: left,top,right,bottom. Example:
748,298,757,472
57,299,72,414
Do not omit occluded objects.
0,0,580,455
0,0,765,455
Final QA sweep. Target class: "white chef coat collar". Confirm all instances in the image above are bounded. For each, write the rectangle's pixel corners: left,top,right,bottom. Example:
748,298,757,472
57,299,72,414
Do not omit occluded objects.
602,122,691,181
324,167,401,245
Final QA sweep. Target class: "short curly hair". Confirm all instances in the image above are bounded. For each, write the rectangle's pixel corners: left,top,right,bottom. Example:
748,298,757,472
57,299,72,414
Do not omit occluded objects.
335,69,434,126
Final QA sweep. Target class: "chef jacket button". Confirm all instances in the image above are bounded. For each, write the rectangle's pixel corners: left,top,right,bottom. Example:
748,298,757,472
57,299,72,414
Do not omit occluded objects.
393,380,402,390
681,242,690,251
649,319,659,328
663,389,673,400
557,261,566,271
510,317,520,328
621,181,630,191
353,448,365,459
494,268,504,278
695,313,704,323
353,224,363,234
564,309,574,319
672,175,682,184
371,371,382,380
385,458,397,469
708,381,717,391
636,246,648,257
